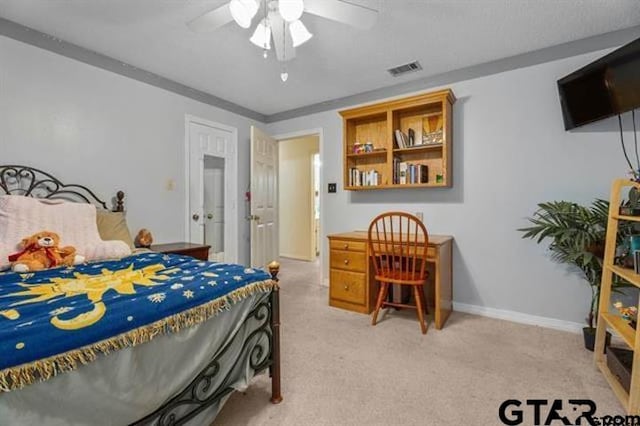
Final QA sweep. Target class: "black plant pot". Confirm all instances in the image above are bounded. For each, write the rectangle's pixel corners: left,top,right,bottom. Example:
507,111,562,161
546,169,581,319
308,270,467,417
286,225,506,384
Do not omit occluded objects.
583,327,611,352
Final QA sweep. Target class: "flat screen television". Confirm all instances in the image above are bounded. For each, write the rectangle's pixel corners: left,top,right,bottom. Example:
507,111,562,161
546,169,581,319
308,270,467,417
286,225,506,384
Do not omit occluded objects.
558,36,640,130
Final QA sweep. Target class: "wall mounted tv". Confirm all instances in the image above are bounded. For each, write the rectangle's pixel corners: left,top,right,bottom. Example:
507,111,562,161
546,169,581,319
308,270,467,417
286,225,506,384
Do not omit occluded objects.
558,36,640,130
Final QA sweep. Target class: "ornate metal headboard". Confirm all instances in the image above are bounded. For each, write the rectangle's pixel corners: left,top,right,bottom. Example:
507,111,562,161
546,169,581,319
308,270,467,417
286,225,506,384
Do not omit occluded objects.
0,165,124,212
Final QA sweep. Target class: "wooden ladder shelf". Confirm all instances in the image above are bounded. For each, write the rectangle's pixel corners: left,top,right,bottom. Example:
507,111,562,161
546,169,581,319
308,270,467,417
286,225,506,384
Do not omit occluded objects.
596,178,640,414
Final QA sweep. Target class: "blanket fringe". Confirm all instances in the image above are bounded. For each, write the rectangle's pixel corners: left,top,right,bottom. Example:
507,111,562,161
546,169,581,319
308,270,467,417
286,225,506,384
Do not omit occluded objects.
0,279,277,392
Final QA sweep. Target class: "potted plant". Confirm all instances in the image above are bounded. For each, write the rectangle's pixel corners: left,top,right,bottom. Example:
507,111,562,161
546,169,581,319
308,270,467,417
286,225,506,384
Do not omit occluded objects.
519,199,635,351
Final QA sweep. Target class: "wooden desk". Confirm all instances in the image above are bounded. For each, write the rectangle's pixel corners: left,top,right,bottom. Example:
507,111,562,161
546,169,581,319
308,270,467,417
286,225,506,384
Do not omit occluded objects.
327,231,453,329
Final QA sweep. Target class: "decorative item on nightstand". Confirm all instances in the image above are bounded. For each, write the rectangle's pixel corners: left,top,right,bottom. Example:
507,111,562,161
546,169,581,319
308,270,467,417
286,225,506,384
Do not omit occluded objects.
134,229,154,248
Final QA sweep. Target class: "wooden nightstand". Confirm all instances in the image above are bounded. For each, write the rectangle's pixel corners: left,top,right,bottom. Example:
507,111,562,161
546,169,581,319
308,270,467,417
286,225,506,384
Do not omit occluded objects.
150,243,211,261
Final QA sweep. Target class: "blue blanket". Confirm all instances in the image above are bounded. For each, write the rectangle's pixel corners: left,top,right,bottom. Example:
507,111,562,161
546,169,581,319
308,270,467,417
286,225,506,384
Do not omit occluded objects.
0,253,272,390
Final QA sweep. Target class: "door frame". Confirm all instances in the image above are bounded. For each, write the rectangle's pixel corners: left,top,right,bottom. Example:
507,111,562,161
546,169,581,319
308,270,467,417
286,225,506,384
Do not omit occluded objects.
184,115,239,263
310,152,320,259
273,128,324,278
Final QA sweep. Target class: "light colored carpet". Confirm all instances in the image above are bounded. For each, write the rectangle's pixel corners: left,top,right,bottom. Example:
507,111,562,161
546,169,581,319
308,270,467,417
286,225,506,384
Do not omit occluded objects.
214,258,624,425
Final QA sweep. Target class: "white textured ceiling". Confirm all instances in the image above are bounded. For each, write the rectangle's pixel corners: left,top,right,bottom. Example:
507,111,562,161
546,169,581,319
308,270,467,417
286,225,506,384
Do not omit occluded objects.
1,0,639,115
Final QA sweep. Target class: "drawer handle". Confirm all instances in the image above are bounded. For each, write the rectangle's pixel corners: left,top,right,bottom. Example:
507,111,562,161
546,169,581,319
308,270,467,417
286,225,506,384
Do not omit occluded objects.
344,244,349,249
344,259,349,265
344,284,349,291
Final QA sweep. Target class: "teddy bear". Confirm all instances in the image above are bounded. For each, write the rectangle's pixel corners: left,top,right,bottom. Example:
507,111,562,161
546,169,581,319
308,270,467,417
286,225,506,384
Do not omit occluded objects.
8,231,85,272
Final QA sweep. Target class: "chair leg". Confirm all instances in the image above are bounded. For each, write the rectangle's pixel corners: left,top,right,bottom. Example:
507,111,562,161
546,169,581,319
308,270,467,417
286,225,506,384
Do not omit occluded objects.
413,286,428,335
421,284,429,315
371,283,389,326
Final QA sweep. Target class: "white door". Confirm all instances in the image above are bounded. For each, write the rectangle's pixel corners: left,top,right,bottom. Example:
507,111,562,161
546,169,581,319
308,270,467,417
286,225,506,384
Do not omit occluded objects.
204,157,225,261
250,126,278,268
188,121,236,262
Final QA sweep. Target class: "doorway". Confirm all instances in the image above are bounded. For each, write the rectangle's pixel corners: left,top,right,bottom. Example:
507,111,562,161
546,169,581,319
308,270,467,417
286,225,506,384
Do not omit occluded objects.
277,134,320,262
185,116,238,263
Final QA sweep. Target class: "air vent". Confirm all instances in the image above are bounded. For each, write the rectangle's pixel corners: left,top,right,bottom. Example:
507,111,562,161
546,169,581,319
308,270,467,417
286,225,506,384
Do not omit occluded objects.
387,61,422,77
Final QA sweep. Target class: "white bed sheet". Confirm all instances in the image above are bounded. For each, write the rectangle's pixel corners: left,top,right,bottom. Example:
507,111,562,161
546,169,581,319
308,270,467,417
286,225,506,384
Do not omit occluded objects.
0,292,268,426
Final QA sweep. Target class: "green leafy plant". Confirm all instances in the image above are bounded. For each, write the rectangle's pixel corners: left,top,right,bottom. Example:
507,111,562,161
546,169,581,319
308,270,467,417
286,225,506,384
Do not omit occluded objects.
519,199,635,328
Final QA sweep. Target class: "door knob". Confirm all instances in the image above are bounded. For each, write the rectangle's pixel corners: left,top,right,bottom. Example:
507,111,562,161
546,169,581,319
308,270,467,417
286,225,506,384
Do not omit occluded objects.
207,213,213,220
192,213,200,221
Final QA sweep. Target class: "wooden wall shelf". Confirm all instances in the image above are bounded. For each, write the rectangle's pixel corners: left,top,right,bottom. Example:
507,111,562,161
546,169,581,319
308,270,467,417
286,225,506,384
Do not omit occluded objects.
339,89,455,190
346,150,387,159
393,144,443,154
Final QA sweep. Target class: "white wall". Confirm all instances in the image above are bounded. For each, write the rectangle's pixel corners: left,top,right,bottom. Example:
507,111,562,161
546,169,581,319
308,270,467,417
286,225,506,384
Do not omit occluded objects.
2,33,633,328
278,135,319,260
0,36,260,265
267,48,635,328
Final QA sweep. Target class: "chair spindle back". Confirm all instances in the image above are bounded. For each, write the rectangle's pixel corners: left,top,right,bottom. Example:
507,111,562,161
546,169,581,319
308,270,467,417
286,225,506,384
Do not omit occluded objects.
368,212,429,281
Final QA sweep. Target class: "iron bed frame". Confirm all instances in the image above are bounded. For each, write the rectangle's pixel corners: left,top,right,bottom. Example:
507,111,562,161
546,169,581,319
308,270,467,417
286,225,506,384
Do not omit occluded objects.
0,164,283,425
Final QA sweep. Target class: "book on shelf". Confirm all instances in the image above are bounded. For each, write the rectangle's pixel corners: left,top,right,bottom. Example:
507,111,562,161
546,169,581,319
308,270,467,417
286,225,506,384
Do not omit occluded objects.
394,130,409,149
393,161,428,184
399,162,407,184
349,168,380,187
393,158,399,185
408,128,415,146
420,165,428,183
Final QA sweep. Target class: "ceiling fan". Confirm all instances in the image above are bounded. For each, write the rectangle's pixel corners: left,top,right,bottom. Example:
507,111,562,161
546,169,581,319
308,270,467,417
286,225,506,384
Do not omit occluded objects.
188,0,379,81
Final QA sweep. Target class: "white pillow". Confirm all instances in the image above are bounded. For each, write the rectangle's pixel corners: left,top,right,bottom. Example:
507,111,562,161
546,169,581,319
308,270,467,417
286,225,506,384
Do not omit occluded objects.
0,195,131,270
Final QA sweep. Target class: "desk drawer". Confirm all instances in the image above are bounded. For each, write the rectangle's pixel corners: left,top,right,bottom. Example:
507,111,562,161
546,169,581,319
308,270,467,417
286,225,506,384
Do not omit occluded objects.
330,239,366,253
330,270,366,305
330,250,366,272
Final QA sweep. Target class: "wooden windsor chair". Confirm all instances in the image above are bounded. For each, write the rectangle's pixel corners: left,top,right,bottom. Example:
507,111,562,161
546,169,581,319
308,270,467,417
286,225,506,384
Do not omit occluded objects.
368,212,430,334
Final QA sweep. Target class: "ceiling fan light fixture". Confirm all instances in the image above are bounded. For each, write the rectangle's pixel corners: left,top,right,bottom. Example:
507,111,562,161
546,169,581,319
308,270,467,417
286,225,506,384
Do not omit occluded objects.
289,19,312,47
229,0,259,29
278,0,304,22
250,19,272,50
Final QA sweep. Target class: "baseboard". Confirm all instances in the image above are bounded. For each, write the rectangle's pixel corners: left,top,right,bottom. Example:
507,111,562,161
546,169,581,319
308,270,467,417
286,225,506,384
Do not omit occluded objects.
452,302,584,334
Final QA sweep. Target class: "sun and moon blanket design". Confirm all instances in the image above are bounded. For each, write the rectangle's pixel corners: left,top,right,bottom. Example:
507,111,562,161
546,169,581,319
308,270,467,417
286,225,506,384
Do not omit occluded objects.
0,252,273,391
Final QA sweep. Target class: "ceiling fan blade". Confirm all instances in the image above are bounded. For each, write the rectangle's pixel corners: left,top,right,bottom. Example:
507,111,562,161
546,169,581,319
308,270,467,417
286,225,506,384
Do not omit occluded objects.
304,0,378,30
269,10,296,61
187,3,234,33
